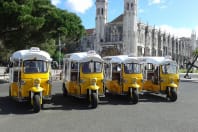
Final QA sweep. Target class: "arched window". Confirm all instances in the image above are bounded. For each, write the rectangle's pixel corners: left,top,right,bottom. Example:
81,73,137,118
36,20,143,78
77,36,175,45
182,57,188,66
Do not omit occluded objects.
97,8,100,15
101,8,104,15
127,3,129,10
131,3,133,9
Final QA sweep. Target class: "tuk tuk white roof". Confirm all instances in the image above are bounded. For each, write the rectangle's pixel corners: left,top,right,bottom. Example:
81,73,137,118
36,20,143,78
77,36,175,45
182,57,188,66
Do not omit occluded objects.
123,57,139,64
64,51,103,62
139,56,177,65
10,47,52,62
103,55,128,64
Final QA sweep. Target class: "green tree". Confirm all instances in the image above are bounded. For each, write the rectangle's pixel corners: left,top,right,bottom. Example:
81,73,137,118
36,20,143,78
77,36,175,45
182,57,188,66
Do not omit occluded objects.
0,0,85,62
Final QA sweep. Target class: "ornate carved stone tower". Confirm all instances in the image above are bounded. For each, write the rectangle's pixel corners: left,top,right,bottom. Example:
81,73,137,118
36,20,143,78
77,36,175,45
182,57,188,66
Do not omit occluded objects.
95,0,107,53
123,0,138,56
191,30,197,51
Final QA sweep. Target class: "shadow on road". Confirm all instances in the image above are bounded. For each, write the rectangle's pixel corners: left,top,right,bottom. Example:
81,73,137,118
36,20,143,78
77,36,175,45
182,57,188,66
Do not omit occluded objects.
0,96,35,115
43,93,94,110
100,92,169,105
0,93,171,114
139,93,169,103
0,79,9,84
100,93,137,105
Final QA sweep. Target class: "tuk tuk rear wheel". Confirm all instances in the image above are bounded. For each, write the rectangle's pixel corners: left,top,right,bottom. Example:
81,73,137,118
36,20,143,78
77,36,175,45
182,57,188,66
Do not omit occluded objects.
169,89,177,102
91,93,98,108
9,86,11,97
132,89,139,104
33,94,41,113
62,83,68,97
128,88,139,104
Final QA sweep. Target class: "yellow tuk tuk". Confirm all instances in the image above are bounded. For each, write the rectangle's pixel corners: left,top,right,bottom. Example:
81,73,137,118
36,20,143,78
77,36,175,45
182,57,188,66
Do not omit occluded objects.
103,55,143,104
62,51,105,108
9,47,53,112
140,56,179,101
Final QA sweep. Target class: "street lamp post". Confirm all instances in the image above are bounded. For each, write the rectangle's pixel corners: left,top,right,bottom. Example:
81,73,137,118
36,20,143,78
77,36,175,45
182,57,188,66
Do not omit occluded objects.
59,34,61,69
58,33,65,69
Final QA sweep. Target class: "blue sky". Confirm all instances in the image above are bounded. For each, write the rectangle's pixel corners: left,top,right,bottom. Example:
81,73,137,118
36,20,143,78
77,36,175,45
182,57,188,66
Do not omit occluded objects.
51,0,198,38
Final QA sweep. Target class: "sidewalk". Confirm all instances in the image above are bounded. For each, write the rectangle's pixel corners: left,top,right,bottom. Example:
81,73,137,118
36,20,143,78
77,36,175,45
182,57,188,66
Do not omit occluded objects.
180,73,198,82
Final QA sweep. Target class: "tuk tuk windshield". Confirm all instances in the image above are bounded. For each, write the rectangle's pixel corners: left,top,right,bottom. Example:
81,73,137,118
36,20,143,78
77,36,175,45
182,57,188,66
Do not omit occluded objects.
124,63,141,74
162,63,177,74
23,60,48,73
82,61,102,73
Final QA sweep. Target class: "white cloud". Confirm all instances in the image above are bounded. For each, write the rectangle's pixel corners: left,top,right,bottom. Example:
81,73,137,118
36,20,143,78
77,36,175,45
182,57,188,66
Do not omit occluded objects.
149,0,161,5
66,0,93,14
139,8,145,14
51,0,61,6
159,5,167,9
156,25,197,38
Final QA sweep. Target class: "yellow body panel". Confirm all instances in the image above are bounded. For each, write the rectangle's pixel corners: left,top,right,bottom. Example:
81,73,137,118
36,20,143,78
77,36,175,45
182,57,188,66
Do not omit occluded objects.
66,81,80,95
30,86,43,92
80,72,104,94
160,73,179,91
105,73,143,94
65,71,104,96
10,72,52,98
105,80,121,94
143,66,179,93
122,73,143,92
143,80,153,91
88,85,99,90
10,83,18,96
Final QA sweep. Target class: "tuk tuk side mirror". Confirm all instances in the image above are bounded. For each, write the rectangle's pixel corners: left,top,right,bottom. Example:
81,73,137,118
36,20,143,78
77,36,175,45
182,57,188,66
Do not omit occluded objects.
51,61,58,69
9,62,13,68
117,66,121,72
5,67,9,73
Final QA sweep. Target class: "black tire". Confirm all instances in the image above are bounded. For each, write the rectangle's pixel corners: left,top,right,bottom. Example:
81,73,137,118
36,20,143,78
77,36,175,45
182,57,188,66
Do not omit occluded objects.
91,93,98,108
62,83,68,97
41,103,44,109
169,89,177,102
132,89,139,104
128,88,139,104
9,86,11,97
33,94,41,113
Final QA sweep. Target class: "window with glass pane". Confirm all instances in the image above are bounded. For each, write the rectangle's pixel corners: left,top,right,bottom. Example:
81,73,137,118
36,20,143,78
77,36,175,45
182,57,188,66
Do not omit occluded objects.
82,61,102,73
24,60,48,73
162,64,177,74
124,63,141,74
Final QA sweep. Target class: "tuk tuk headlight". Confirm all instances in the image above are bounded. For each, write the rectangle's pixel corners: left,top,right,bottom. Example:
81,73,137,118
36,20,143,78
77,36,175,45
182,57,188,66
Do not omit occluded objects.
91,78,97,85
101,79,105,83
170,78,174,84
47,80,52,85
34,78,41,87
123,79,128,83
80,79,85,84
132,78,137,84
20,80,26,85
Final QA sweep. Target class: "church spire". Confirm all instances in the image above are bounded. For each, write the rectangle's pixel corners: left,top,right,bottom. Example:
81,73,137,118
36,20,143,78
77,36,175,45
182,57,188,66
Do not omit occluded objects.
95,0,107,52
123,0,138,55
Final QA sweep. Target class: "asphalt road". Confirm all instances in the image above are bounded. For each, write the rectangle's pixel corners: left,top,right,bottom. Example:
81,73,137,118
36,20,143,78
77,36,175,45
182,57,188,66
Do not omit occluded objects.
0,80,198,132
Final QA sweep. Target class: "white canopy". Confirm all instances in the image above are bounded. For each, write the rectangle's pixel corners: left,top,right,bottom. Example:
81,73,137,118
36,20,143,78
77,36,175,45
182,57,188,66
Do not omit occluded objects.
10,47,52,62
123,57,139,64
64,50,103,62
103,55,128,64
139,56,177,66
103,55,140,64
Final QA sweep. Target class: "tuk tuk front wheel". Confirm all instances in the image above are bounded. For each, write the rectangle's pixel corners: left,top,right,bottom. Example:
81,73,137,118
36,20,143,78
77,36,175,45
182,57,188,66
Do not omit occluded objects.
169,88,177,102
62,83,68,97
33,94,41,113
91,93,98,108
128,88,139,104
9,86,11,97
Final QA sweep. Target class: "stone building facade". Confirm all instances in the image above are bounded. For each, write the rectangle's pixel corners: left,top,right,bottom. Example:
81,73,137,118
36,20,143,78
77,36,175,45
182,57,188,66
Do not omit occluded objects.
80,0,195,66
